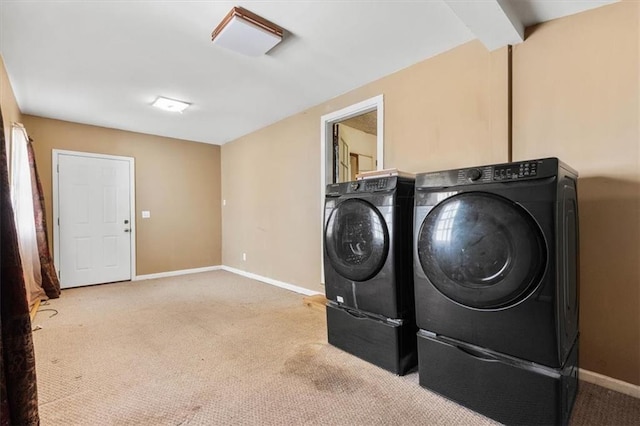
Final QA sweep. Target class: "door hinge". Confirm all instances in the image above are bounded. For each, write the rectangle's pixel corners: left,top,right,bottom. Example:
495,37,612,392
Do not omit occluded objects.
57,217,60,226
57,164,59,173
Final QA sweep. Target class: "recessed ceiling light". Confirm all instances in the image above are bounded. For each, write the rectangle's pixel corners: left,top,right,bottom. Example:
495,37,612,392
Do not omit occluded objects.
211,7,283,56
151,96,191,113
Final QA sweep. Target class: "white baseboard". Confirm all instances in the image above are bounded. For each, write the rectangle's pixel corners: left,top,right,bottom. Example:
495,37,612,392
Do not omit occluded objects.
221,265,323,297
134,265,222,281
133,264,322,297
580,368,640,398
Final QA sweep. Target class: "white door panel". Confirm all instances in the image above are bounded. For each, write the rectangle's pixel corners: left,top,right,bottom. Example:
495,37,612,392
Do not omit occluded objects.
57,153,132,288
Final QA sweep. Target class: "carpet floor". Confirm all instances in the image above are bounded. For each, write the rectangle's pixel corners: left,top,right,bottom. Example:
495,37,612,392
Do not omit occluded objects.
32,270,639,425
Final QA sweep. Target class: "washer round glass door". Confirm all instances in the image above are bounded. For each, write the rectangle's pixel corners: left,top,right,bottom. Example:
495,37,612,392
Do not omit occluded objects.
325,198,389,282
417,192,546,309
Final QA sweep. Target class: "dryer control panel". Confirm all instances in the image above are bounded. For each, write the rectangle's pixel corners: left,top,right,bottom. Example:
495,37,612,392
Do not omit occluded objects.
416,158,559,189
487,161,539,182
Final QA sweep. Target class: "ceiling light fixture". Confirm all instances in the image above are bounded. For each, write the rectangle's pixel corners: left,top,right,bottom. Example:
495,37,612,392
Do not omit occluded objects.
211,6,283,56
151,96,191,113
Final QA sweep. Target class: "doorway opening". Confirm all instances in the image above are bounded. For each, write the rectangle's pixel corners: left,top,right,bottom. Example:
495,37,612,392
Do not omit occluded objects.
335,110,378,182
320,95,383,188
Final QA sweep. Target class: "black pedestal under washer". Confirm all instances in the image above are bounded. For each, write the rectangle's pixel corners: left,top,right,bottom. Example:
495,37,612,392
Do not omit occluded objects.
413,157,579,368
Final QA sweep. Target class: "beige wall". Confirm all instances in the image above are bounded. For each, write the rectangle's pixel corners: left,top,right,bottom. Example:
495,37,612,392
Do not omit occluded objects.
1,56,22,145
512,2,639,385
222,40,509,292
222,2,639,386
22,116,222,276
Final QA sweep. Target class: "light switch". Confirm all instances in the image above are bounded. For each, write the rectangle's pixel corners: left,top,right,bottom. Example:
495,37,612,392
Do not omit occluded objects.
141,211,151,219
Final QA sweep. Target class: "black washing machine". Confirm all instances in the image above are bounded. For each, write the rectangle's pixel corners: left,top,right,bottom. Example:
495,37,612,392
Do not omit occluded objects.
413,158,579,368
324,176,416,374
325,176,415,318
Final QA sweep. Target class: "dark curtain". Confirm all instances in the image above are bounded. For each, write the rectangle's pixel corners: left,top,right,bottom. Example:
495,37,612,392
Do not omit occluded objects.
0,111,40,424
26,139,60,299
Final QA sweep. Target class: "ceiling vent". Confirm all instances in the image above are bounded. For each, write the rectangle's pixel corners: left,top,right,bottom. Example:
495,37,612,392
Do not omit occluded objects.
211,6,283,56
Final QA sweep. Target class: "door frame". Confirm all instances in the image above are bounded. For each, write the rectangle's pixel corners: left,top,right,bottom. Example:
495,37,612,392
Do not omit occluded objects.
52,149,136,282
319,94,384,284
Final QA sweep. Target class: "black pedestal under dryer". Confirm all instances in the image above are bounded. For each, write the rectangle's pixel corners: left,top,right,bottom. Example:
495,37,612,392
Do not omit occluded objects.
417,331,579,426
413,158,579,368
324,176,416,374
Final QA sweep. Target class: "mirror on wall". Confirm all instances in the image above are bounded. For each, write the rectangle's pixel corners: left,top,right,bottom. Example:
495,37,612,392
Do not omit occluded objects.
333,111,377,183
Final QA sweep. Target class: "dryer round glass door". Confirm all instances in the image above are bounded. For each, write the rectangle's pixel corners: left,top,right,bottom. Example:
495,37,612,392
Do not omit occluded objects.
417,192,546,309
325,198,389,282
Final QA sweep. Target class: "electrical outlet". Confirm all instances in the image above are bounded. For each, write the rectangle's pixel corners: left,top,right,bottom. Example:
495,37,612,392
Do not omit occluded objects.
242,252,246,261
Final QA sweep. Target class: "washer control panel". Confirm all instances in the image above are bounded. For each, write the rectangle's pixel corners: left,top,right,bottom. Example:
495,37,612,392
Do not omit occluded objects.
347,177,393,193
364,178,388,191
327,176,398,196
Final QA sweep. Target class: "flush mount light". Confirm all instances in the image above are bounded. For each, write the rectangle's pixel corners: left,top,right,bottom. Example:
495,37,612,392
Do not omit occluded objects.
151,96,191,113
211,6,283,56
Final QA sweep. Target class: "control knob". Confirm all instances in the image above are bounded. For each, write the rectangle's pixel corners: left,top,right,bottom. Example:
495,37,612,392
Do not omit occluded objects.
467,168,482,181
350,182,360,191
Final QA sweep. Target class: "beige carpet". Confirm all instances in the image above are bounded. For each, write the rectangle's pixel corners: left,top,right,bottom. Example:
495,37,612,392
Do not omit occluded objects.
31,270,639,425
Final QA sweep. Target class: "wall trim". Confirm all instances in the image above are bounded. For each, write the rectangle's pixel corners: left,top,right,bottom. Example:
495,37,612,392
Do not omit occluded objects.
134,265,222,281
133,265,322,297
580,368,640,399
221,266,322,296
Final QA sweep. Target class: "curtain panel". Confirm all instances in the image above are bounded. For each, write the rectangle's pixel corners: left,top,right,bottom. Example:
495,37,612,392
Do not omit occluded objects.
10,125,45,309
1,113,40,424
27,138,60,298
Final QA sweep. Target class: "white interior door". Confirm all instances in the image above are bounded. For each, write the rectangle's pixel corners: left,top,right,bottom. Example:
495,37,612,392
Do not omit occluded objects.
55,152,134,288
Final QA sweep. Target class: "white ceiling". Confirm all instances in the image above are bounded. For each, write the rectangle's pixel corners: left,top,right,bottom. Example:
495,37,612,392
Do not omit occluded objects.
0,0,617,145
